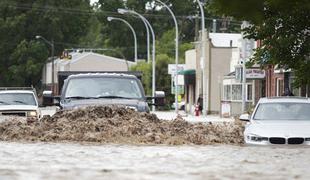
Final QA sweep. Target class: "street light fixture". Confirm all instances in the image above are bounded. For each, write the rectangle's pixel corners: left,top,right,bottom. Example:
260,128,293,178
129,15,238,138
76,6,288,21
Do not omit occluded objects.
118,9,150,62
155,0,179,114
196,0,208,116
107,17,138,62
118,8,156,112
36,35,55,95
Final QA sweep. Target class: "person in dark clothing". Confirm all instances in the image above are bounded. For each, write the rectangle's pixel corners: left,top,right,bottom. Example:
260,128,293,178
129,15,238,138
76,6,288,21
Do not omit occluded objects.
282,88,294,96
197,95,203,111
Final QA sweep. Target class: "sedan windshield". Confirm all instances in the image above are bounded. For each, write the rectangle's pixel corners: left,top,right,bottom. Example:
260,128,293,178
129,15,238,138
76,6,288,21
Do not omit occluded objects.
254,103,310,120
65,77,143,99
0,93,37,106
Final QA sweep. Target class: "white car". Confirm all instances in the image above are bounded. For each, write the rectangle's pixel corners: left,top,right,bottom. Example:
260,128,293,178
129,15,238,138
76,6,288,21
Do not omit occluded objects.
240,97,310,145
0,88,41,121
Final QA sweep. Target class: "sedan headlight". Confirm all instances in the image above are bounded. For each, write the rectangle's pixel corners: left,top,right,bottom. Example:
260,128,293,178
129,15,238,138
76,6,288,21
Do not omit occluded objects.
246,134,268,142
27,111,37,117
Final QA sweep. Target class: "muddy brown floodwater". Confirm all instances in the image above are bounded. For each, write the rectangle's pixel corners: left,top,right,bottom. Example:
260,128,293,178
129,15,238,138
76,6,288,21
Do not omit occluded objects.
0,106,309,179
0,142,310,180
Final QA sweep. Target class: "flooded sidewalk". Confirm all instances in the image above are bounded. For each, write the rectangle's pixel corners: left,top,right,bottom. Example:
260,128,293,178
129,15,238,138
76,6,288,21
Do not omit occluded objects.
154,111,234,123
0,142,309,180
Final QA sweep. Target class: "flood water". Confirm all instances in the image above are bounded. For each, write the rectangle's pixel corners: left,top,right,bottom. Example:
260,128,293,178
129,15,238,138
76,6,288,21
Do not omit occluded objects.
0,142,309,180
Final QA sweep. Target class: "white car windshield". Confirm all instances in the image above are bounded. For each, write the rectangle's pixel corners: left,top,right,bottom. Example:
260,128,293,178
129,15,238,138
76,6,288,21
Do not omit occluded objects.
0,93,37,106
254,103,310,120
65,77,143,99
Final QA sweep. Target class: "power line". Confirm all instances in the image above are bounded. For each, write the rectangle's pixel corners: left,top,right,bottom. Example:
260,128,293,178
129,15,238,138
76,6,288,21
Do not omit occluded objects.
2,2,242,23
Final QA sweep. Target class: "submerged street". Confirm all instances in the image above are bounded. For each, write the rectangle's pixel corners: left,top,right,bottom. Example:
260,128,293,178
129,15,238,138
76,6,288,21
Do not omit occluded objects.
0,142,309,180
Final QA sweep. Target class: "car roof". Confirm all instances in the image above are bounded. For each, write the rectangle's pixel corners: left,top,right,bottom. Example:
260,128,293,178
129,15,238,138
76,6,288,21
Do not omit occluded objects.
258,97,310,103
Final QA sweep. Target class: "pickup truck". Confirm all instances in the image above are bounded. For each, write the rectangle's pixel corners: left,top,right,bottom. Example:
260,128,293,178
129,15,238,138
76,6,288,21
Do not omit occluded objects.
43,72,164,112
0,87,41,120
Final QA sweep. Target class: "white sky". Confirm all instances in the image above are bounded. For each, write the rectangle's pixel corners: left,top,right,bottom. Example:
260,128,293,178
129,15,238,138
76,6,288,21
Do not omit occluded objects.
90,0,98,5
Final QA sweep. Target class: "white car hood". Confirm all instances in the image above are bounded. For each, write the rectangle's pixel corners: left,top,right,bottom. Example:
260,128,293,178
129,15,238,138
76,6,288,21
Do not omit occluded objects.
0,105,38,111
246,120,310,137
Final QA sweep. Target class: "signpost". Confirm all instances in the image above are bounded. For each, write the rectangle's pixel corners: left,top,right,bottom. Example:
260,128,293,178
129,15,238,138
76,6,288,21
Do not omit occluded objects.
241,21,255,113
168,64,185,91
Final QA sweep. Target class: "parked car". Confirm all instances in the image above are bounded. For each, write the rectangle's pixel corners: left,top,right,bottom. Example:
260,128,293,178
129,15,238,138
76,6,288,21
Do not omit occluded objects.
43,73,165,112
240,97,310,145
0,87,41,121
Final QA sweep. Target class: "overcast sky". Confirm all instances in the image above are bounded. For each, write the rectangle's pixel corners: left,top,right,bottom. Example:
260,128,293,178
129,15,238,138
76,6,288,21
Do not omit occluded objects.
90,0,98,5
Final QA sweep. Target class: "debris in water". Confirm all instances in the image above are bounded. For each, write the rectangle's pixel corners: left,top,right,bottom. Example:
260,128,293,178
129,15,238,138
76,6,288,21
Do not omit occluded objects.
0,106,245,145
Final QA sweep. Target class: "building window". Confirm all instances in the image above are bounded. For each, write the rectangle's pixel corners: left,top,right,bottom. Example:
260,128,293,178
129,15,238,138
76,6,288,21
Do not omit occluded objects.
276,78,284,96
223,83,253,102
232,84,242,100
224,85,231,100
247,84,253,101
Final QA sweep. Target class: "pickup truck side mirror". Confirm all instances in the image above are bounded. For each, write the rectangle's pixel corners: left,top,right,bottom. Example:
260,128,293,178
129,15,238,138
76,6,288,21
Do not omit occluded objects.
239,114,250,122
146,91,166,106
42,90,61,107
155,91,165,106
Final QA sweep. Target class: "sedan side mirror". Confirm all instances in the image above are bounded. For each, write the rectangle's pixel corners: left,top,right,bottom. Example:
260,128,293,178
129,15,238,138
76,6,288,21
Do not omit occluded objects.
239,114,250,121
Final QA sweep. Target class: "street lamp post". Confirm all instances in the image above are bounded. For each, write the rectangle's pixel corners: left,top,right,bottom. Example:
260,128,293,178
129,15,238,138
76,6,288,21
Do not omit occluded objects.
118,8,156,112
107,17,138,62
196,0,208,116
155,0,179,114
36,35,55,95
117,10,150,62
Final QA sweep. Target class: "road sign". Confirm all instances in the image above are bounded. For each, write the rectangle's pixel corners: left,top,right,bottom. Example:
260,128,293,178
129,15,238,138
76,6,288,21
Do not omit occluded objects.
168,64,185,75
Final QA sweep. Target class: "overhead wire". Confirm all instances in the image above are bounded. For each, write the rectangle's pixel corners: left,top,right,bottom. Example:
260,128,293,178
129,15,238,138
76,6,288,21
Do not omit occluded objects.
2,2,242,24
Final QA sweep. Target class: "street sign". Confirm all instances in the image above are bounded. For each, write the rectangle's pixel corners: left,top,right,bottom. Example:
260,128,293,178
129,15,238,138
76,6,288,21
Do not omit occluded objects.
174,75,184,86
171,85,184,94
246,69,265,79
168,64,185,75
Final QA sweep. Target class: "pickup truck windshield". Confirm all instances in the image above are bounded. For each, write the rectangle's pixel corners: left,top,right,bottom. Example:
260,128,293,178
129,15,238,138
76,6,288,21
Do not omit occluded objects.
65,77,143,99
254,103,310,120
0,93,37,106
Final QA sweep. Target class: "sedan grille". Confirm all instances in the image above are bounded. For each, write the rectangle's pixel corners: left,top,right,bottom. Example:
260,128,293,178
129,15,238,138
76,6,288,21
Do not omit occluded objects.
269,137,286,144
288,138,304,145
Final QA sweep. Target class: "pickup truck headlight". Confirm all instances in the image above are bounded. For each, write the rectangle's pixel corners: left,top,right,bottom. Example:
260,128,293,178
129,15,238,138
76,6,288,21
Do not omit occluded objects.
27,111,37,117
126,106,138,111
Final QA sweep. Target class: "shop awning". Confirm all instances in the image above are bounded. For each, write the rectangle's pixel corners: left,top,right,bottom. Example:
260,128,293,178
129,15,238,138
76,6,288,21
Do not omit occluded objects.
178,69,195,75
178,69,196,85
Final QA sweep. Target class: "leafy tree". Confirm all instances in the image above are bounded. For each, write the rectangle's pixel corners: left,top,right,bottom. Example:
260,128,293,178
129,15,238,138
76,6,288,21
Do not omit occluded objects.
8,40,48,86
211,0,310,86
130,61,152,95
0,0,91,87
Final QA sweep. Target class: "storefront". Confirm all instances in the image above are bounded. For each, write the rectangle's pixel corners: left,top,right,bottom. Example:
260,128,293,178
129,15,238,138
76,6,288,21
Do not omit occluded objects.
221,68,265,116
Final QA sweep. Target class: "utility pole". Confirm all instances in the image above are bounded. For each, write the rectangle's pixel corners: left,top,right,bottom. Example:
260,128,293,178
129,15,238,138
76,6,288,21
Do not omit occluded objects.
51,39,55,95
241,21,254,113
155,0,179,115
197,0,208,116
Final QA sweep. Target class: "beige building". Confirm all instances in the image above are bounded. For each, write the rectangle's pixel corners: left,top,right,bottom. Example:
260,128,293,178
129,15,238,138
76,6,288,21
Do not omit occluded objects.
42,52,135,91
183,32,241,114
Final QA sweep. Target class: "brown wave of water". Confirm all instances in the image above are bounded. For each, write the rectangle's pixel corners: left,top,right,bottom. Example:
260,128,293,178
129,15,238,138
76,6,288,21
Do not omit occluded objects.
0,106,245,145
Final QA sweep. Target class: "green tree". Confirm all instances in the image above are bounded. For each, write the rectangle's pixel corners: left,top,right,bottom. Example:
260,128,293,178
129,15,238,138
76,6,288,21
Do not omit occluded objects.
8,40,48,86
211,0,310,86
0,0,91,87
130,61,152,95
